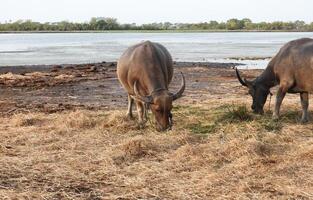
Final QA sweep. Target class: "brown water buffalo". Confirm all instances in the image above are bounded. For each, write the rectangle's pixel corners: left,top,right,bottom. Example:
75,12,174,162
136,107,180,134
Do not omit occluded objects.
117,41,185,131
236,38,313,122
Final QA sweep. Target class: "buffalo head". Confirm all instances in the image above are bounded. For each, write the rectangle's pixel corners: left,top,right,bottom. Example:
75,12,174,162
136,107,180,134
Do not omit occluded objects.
132,72,185,131
235,68,271,114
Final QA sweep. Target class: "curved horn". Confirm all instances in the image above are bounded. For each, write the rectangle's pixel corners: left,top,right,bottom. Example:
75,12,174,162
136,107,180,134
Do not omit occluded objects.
172,72,186,101
235,67,248,87
132,81,153,103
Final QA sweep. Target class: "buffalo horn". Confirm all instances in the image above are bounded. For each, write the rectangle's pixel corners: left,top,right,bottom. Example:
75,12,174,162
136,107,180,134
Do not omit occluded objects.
235,67,248,87
172,72,186,101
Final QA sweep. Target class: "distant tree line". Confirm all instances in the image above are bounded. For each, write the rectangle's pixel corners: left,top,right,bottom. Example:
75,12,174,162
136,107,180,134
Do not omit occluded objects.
1,17,313,31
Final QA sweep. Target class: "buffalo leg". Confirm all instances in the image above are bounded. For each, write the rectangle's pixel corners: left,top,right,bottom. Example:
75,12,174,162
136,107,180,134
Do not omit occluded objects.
273,87,287,119
300,92,309,123
135,101,146,126
144,103,149,121
126,94,134,119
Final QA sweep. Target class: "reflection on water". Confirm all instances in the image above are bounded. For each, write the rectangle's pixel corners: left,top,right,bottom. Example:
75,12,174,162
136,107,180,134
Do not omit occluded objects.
0,32,312,68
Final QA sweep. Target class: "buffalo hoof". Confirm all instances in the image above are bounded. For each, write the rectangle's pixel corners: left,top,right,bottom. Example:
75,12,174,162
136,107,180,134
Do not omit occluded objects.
126,113,134,120
138,121,146,129
300,118,309,124
272,114,279,121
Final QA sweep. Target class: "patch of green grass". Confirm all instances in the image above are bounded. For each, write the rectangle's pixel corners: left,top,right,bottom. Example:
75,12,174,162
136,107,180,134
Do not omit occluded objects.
172,105,190,112
173,105,217,135
177,104,252,135
260,119,282,132
216,104,283,132
281,110,300,122
187,123,217,135
217,105,253,123
174,105,210,116
174,104,297,135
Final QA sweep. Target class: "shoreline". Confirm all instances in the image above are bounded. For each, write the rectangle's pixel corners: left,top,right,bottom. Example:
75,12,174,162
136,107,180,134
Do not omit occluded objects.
0,61,245,74
0,30,312,34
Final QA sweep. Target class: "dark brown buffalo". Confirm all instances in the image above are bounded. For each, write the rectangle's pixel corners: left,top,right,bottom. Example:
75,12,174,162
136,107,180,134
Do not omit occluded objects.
236,38,313,122
117,41,185,131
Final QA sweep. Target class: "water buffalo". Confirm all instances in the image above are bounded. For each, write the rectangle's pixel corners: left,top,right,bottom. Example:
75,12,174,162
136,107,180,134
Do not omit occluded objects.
236,38,313,122
117,41,185,131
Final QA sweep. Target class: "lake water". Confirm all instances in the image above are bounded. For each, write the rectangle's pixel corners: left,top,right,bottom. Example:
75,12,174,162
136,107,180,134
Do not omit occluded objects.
0,32,312,68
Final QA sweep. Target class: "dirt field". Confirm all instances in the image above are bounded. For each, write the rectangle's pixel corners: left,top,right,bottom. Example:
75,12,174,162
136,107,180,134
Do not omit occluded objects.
0,61,243,114
1,62,313,199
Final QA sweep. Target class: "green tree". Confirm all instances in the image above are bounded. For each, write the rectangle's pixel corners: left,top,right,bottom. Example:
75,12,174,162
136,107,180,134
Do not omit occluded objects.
0,18,312,31
209,21,219,29
294,20,306,30
241,18,252,29
226,18,244,30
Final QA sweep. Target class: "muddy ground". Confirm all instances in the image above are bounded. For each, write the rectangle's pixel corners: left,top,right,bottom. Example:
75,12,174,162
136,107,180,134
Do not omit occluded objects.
0,61,261,115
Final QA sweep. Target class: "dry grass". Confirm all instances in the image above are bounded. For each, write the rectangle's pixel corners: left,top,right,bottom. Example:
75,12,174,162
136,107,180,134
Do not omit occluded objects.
1,99,313,199
0,71,77,87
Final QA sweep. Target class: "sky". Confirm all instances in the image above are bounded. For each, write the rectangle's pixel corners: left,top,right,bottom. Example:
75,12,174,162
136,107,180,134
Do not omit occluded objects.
1,0,312,24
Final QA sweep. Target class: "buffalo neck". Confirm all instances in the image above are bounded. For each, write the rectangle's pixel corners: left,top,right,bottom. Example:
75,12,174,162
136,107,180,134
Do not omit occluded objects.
255,65,278,89
144,73,168,96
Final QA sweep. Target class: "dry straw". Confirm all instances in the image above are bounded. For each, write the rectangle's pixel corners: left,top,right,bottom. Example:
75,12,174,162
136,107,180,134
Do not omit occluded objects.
1,101,313,199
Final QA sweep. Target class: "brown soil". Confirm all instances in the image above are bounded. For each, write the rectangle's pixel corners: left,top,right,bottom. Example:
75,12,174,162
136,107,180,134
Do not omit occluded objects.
0,61,258,115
